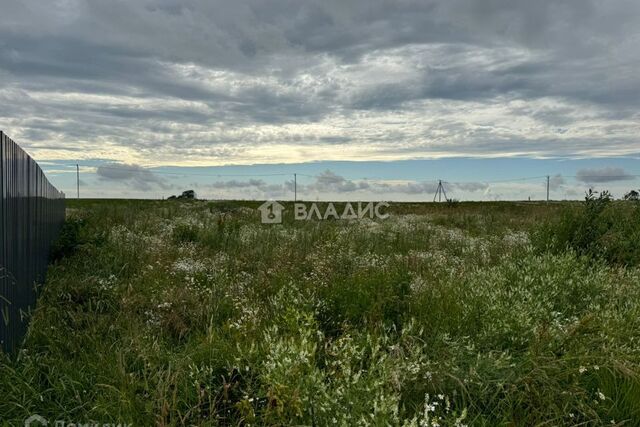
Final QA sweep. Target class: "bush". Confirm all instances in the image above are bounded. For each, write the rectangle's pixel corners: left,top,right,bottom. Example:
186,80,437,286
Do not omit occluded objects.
50,217,84,261
172,222,200,243
533,190,640,266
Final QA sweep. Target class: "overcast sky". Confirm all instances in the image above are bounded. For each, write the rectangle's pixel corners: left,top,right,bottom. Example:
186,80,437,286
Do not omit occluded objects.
1,0,639,199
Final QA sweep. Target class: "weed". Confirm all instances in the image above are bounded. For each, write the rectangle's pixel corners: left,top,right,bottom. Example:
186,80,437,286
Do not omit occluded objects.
1,199,638,425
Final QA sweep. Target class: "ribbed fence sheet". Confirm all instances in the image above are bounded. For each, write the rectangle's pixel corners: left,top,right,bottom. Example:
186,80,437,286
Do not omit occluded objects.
0,131,65,354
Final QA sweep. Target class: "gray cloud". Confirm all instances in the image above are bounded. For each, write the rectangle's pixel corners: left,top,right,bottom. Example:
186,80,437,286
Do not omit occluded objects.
306,170,370,193
213,170,491,197
549,174,565,191
382,180,489,195
1,0,639,163
96,163,171,191
303,172,490,195
202,179,291,198
162,169,631,201
453,182,490,192
576,167,635,183
209,179,269,189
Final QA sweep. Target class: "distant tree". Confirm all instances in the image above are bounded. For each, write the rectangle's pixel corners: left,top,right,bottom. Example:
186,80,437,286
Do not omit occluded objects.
624,189,639,201
166,190,196,200
179,190,197,199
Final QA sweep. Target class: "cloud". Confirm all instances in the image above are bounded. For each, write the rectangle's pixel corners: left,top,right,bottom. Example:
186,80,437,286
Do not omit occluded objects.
209,179,268,189
96,163,171,191
549,174,565,190
98,167,637,201
382,181,489,195
453,182,490,192
306,170,370,193
575,166,635,183
203,178,291,198
203,170,490,198
1,0,639,165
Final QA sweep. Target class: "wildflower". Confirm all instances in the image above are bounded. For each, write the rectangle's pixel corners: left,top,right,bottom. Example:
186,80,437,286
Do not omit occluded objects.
454,409,468,427
579,366,587,374
598,391,606,401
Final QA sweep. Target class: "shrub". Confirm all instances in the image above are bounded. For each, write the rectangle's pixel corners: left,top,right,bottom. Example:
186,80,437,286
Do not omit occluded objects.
624,190,639,201
49,217,84,261
172,222,200,243
533,189,640,266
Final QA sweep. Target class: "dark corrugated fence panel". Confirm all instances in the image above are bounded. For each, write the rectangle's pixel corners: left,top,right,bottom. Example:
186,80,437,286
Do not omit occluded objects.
0,131,65,354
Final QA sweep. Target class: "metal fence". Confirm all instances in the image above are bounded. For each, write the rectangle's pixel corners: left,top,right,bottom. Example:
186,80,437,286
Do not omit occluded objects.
0,131,65,354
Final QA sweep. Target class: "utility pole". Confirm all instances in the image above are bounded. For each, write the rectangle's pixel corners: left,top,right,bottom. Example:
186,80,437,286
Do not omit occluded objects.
546,175,550,202
433,180,448,202
294,173,297,202
76,164,80,199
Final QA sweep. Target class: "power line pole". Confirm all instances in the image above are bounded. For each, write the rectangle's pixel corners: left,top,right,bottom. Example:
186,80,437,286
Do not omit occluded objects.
294,173,297,202
433,180,448,202
546,175,550,202
76,164,80,199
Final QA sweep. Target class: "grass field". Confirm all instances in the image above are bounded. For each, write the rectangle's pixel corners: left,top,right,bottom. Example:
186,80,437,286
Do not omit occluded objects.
2,199,640,426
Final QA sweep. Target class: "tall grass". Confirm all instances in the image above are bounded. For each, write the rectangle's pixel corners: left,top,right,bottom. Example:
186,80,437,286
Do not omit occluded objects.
534,191,640,266
1,199,639,426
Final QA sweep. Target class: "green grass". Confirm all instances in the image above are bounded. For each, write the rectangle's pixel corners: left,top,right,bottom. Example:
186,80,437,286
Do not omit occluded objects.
1,199,639,426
